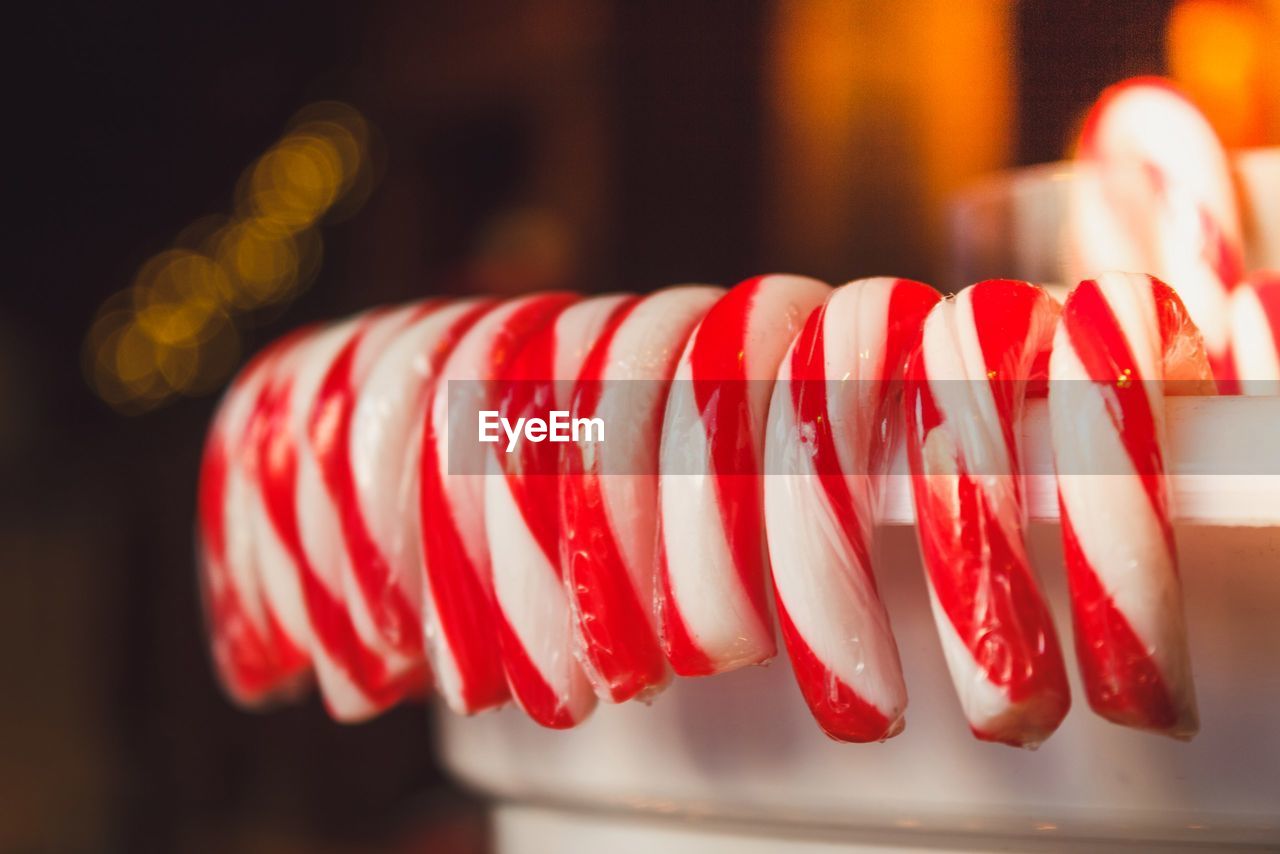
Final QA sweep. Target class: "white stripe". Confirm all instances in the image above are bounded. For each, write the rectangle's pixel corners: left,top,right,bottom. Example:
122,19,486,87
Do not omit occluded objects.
1230,286,1280,394
922,293,1012,481
1050,326,1190,703
924,577,1013,734
658,351,765,665
764,340,903,717
592,287,722,632
486,452,595,722
350,304,481,619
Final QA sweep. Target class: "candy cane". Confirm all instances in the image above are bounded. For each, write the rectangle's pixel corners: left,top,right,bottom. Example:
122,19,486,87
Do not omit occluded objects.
562,285,722,703
488,295,631,727
1069,77,1245,385
243,334,318,691
257,315,421,721
658,275,830,675
304,302,447,708
419,293,578,716
765,277,937,742
1229,272,1280,396
1050,271,1213,739
344,299,494,669
905,280,1071,747
198,332,312,705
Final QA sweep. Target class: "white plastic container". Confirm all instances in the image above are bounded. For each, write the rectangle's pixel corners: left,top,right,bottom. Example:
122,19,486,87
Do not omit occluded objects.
438,149,1280,852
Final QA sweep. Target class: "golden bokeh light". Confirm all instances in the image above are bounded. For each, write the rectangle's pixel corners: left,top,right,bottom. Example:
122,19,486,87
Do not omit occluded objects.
244,135,344,232
214,218,303,307
132,250,229,344
83,101,372,414
1167,0,1274,147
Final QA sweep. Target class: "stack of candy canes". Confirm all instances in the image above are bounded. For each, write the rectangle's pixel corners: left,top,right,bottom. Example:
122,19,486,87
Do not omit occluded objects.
197,78,1280,749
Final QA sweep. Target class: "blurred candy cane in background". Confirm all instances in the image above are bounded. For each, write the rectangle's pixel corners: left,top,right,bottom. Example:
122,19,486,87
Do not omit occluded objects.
1229,271,1280,396
1069,78,1245,386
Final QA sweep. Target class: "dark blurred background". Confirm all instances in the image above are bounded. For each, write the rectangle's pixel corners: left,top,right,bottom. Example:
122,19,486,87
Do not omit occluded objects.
3,1,1278,851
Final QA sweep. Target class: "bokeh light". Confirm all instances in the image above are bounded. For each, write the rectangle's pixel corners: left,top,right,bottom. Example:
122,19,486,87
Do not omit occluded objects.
1166,0,1273,147
82,101,373,413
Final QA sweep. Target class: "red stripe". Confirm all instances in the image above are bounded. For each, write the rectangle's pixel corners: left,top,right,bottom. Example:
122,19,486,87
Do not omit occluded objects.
417,295,574,712
254,372,418,712
879,280,944,428
310,302,454,663
198,427,230,568
201,330,318,697
488,290,576,571
789,305,874,575
242,358,313,680
1199,204,1244,294
310,317,425,662
790,278,939,571
656,542,716,675
1221,275,1280,392
495,306,571,568
197,431,282,702
572,297,641,415
418,403,509,712
1061,278,1174,555
775,597,895,743
905,284,1069,734
1250,277,1280,366
561,297,671,702
495,612,577,729
906,355,1068,709
687,277,770,634
1060,502,1178,730
971,280,1041,460
773,279,937,741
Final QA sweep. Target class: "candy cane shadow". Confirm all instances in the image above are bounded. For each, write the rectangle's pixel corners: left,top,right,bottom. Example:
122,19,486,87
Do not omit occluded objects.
663,649,809,777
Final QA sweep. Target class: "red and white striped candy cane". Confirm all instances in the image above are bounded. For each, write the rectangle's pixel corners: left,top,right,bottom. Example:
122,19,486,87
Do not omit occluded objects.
419,293,578,716
310,305,435,702
657,275,831,676
488,295,630,728
905,280,1071,747
243,334,319,689
1229,272,1280,396
1070,77,1245,385
765,277,937,742
257,315,422,721
562,285,722,703
1050,271,1213,739
198,332,312,705
344,299,494,668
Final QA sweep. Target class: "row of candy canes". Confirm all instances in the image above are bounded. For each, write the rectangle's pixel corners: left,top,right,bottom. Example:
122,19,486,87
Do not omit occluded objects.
197,76,1277,744
199,265,1274,747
